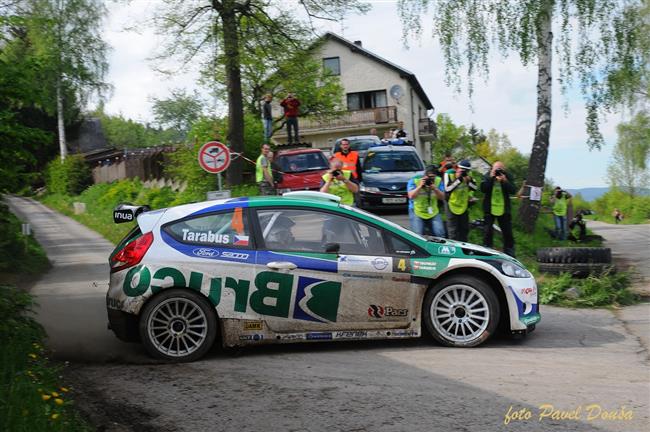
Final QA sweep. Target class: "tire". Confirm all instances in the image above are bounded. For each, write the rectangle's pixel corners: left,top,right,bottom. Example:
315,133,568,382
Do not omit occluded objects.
538,262,615,278
422,275,500,347
139,289,218,362
536,247,611,264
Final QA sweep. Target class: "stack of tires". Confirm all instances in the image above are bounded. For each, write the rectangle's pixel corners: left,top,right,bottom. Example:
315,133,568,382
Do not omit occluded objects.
536,247,614,277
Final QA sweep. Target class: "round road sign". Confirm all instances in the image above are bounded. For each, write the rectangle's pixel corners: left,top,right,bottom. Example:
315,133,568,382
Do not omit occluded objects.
198,141,230,174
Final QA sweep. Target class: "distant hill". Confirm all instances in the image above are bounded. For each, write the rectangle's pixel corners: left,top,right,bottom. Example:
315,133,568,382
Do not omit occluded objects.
566,187,609,201
567,187,650,201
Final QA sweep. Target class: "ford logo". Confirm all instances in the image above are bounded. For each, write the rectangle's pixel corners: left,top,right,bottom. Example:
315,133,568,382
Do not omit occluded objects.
192,248,218,257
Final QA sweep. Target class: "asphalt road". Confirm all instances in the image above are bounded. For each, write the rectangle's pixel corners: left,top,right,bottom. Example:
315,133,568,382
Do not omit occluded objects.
5,196,650,432
587,220,650,297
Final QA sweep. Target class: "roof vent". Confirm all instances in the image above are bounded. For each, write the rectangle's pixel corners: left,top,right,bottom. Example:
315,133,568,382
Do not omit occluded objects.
353,40,362,47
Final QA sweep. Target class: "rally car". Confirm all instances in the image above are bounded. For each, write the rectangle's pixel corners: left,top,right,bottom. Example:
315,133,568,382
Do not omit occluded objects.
107,192,539,362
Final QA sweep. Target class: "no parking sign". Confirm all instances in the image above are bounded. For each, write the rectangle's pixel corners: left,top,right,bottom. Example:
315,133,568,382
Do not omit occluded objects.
198,141,230,174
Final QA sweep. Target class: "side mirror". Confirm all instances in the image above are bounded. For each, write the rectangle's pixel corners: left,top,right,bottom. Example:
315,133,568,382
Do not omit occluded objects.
324,242,340,253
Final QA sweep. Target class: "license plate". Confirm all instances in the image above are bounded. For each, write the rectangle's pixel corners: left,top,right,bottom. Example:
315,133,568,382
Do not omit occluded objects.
382,197,406,204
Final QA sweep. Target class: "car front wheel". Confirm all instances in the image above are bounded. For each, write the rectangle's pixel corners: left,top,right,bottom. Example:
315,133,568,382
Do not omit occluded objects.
423,275,499,347
139,289,217,362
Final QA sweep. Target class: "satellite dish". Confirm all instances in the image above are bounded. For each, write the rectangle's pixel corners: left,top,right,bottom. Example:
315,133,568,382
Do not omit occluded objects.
389,84,404,102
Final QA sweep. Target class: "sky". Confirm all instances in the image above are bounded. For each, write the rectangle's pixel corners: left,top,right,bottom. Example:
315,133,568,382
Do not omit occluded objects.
101,0,629,189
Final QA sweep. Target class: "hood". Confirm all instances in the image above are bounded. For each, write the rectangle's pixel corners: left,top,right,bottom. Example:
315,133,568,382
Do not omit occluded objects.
361,171,422,189
424,237,523,264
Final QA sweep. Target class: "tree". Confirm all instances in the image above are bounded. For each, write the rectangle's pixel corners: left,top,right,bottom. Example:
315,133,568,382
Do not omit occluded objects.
607,112,650,197
398,0,644,231
150,0,367,185
22,0,109,161
151,89,205,142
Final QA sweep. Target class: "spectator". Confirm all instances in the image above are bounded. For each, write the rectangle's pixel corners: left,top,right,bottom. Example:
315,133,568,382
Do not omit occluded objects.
445,159,478,241
550,187,572,240
381,130,393,143
280,93,301,144
613,208,623,224
480,161,517,257
256,144,275,195
333,138,362,181
262,94,273,143
408,165,445,237
394,121,408,139
320,159,359,206
369,127,378,137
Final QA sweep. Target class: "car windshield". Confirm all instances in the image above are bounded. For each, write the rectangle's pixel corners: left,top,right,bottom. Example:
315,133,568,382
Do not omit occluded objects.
362,151,423,172
333,138,379,153
276,152,328,173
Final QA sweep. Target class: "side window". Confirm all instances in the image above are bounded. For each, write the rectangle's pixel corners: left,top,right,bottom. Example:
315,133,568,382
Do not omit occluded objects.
164,208,251,248
387,234,423,257
256,209,386,255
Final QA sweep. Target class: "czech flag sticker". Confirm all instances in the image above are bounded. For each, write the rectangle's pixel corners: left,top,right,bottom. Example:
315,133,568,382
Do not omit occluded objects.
234,235,249,246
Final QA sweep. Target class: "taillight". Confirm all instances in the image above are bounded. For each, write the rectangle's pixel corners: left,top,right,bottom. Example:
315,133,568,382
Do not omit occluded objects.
110,232,154,273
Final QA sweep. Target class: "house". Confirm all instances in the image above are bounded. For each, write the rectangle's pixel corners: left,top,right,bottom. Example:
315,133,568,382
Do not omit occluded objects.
273,32,436,161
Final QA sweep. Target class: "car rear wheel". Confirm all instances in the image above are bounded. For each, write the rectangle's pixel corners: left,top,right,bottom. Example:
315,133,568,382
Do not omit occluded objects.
423,275,499,347
139,289,217,362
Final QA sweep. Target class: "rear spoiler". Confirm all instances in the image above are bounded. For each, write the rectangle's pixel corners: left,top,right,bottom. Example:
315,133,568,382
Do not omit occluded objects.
113,204,151,224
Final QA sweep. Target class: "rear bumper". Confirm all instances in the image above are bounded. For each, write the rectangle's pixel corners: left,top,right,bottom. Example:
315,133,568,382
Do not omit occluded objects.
107,308,140,342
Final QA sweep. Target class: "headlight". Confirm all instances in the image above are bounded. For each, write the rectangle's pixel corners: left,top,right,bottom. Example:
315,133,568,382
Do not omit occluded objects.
360,186,380,192
490,260,532,278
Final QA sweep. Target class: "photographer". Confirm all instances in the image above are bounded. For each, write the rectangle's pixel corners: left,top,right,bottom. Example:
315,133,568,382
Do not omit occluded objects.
320,158,358,206
408,165,445,237
480,161,517,257
550,187,572,240
445,159,478,241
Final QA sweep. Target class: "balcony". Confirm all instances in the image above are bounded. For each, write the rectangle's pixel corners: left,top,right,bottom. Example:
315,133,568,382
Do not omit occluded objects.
419,118,437,139
286,106,398,134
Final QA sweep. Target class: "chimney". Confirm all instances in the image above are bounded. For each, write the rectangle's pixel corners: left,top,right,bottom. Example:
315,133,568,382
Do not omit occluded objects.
353,40,362,47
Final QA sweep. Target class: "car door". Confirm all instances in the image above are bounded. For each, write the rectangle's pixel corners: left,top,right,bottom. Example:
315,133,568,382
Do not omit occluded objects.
251,206,414,333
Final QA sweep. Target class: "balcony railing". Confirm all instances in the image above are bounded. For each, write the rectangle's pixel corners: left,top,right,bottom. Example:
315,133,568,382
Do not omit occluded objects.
296,106,398,132
419,118,437,138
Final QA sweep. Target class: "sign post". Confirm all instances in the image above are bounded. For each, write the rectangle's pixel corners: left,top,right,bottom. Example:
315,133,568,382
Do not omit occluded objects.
198,141,231,200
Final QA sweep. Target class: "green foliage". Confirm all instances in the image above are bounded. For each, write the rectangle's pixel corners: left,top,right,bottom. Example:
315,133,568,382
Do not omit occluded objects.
151,89,205,141
0,286,91,431
46,155,92,195
607,111,650,198
592,188,650,223
0,203,50,275
539,271,637,307
94,108,178,149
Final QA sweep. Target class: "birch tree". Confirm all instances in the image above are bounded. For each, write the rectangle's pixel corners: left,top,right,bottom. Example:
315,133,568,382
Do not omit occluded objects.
398,0,645,230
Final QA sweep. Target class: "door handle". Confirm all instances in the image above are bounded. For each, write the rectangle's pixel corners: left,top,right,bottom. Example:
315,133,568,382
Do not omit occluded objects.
266,261,297,270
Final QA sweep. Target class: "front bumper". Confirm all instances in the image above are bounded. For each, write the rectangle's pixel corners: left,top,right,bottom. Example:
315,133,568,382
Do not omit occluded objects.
359,191,409,209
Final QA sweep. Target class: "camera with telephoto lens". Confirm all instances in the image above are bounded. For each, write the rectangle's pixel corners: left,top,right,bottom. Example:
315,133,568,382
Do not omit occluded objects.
424,177,434,186
494,168,505,177
331,169,342,177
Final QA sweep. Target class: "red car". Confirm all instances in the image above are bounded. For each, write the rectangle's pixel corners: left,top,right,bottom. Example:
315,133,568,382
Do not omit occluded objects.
274,148,330,194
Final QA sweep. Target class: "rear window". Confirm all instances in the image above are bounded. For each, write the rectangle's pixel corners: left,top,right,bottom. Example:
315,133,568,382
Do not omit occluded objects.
276,152,328,173
163,208,252,248
363,151,423,172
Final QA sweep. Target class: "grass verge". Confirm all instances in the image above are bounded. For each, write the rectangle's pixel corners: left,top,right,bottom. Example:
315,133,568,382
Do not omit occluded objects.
0,285,92,431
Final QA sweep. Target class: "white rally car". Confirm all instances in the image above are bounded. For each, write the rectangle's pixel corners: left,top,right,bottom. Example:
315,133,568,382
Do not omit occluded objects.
107,192,539,362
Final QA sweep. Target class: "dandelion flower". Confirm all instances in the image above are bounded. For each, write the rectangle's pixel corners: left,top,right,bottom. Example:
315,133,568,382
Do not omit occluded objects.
54,398,64,406
41,394,51,401
28,353,37,359
51,413,60,420
51,391,59,397
60,387,69,393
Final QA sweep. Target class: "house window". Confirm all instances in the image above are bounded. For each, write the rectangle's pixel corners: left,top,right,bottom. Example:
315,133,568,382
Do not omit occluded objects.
323,57,340,75
346,90,388,110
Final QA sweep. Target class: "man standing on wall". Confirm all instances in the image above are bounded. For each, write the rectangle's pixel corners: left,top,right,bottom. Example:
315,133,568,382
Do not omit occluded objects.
280,93,301,144
262,94,273,143
480,161,516,257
